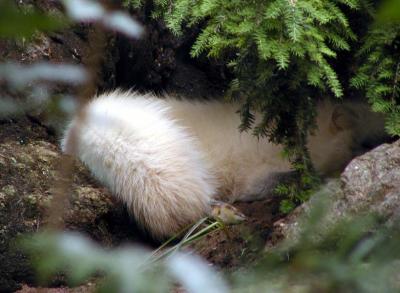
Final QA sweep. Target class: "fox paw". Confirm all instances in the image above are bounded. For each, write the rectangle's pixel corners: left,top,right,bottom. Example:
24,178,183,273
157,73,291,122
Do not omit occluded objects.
209,200,246,225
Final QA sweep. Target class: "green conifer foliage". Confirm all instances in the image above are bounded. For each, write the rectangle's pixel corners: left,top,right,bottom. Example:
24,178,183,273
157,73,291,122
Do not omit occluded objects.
351,22,400,136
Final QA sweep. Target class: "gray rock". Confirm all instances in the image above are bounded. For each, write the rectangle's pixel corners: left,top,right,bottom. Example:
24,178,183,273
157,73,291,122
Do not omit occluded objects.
271,139,400,245
342,140,400,221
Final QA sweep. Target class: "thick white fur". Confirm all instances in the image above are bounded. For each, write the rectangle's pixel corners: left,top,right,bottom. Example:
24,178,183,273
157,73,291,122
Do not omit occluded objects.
62,91,384,238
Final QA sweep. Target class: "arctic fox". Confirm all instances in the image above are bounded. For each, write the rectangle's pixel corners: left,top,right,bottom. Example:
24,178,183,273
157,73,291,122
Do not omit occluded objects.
61,91,385,239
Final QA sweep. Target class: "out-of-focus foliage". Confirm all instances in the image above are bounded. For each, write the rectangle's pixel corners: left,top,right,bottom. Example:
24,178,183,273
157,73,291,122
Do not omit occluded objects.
0,1,65,38
22,195,400,292
0,62,88,87
22,232,229,293
62,0,143,38
0,0,142,39
233,198,400,292
377,0,400,21
0,62,88,117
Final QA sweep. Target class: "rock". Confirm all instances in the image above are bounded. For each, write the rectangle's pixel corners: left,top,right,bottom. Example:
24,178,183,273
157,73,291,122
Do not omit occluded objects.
342,140,400,222
268,180,344,246
270,139,400,246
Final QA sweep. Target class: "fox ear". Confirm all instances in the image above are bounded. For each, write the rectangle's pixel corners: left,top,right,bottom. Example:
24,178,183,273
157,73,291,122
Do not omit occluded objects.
329,105,359,134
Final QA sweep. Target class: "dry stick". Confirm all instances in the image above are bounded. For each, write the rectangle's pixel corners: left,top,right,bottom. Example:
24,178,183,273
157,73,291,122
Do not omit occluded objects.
46,26,107,229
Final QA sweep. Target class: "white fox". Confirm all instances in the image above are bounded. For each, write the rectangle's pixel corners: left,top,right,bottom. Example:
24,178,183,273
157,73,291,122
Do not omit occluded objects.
62,91,385,239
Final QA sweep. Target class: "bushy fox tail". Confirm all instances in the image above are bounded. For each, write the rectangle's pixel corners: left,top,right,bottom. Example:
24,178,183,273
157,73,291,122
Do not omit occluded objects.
61,91,217,239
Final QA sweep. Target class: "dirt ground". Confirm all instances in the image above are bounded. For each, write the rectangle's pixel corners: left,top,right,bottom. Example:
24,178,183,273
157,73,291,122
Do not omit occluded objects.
0,115,286,292
192,198,282,270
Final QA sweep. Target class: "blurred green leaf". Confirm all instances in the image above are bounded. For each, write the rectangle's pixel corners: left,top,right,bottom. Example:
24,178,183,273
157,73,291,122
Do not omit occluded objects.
377,0,400,22
0,1,66,38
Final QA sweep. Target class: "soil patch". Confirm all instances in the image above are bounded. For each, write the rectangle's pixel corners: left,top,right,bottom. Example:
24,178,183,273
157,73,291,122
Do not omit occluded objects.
1,116,285,291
